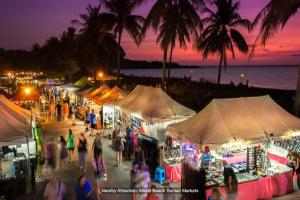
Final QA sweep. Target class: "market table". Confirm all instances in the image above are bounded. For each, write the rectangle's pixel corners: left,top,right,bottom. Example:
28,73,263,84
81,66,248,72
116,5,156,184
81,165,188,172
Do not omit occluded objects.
206,171,293,200
165,163,181,182
267,152,289,165
223,154,247,164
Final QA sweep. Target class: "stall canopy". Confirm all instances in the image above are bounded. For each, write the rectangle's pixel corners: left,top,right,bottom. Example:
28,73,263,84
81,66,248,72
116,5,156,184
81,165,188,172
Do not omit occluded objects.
0,95,32,146
93,86,126,105
73,76,91,88
85,84,111,100
114,85,195,122
75,84,95,97
168,95,300,145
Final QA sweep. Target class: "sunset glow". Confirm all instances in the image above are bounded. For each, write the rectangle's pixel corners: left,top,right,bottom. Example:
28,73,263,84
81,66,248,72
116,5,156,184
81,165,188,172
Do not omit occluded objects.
0,0,299,65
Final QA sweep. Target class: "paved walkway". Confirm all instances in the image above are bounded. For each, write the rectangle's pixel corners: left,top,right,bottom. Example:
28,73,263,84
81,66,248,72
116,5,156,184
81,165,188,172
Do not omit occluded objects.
18,119,133,200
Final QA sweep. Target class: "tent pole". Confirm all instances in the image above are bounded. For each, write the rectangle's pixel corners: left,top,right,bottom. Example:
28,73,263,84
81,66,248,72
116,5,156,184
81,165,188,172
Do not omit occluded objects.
25,119,32,193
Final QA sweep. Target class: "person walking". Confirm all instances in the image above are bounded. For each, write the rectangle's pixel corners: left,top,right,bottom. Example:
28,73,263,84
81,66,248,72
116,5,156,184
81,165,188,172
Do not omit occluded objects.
93,153,107,200
114,133,124,167
89,109,97,136
44,139,57,177
84,107,91,132
92,132,102,160
130,163,139,200
43,174,66,200
63,101,69,120
77,133,88,172
75,175,92,200
66,129,75,162
70,104,76,126
50,101,55,120
59,136,68,169
56,101,62,121
136,164,151,200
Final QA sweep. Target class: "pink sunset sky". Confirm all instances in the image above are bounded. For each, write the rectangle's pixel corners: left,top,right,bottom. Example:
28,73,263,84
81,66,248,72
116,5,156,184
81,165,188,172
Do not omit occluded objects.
0,0,299,66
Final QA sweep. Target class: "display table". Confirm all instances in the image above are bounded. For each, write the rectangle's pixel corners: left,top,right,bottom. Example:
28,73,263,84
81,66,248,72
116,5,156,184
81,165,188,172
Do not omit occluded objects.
165,163,181,182
223,154,247,164
267,152,288,165
206,171,293,200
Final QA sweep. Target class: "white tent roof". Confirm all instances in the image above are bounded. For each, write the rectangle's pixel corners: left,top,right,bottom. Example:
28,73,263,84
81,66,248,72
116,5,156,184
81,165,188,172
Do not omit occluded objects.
59,84,79,91
114,85,195,122
0,95,32,146
168,95,300,145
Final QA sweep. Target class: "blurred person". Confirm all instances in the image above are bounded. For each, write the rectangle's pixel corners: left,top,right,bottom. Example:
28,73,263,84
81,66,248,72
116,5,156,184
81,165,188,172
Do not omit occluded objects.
44,138,57,176
130,163,139,200
84,107,91,132
59,136,68,169
89,109,97,136
56,101,62,121
43,174,66,200
63,101,69,120
93,152,107,200
114,132,124,167
136,164,151,200
44,99,50,121
77,133,88,172
92,132,102,160
70,104,76,126
145,184,160,200
222,160,238,200
75,175,92,200
66,129,75,162
208,187,223,200
50,101,55,120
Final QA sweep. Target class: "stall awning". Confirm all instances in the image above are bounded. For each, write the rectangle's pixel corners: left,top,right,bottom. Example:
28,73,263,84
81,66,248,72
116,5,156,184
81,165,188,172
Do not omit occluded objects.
92,86,126,105
75,84,95,97
0,95,32,146
114,85,195,123
85,84,111,100
73,76,91,88
168,95,300,145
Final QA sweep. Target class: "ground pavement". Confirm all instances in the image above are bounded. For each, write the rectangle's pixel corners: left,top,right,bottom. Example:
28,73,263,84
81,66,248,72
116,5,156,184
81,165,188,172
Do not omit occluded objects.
18,119,134,200
16,118,300,200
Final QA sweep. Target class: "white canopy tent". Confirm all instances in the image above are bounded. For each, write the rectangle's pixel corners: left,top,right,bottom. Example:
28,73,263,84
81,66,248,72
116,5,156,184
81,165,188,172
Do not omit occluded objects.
168,95,300,145
114,85,195,123
0,95,32,146
114,85,195,141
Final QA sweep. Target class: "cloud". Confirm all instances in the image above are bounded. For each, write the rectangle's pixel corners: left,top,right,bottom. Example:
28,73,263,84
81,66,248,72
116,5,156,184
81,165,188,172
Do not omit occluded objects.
291,53,300,57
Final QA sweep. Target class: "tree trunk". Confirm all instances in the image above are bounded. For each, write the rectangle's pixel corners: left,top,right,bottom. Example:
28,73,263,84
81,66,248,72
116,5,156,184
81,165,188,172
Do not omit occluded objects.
167,44,174,93
168,44,174,80
217,51,223,88
162,48,168,91
294,66,300,116
117,29,123,85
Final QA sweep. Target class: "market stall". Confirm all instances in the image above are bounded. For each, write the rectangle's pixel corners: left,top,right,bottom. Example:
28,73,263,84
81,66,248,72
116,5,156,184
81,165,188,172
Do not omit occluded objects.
114,85,195,177
74,84,94,106
0,95,37,196
168,95,300,199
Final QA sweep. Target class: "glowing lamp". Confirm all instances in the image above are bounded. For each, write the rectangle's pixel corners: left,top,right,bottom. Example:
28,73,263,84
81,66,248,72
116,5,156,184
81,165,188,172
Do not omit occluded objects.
24,87,31,95
98,72,103,78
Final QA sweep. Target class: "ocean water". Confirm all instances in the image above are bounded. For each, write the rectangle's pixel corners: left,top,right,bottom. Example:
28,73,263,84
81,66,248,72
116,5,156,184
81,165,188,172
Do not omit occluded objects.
121,65,299,90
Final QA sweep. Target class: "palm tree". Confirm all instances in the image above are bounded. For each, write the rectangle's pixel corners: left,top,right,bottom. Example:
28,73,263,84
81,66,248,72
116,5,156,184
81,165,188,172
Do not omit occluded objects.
76,4,123,82
143,0,202,90
100,0,145,83
252,0,300,48
196,0,252,87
